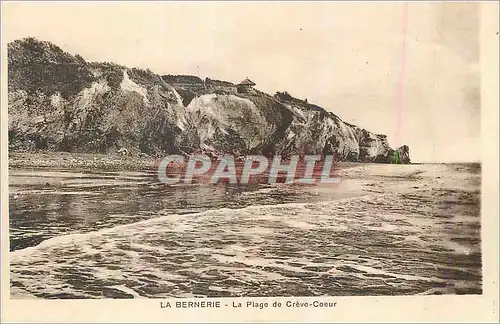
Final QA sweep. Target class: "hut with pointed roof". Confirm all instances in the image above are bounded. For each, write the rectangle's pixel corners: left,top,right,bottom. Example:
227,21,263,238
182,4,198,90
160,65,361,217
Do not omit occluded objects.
237,78,256,93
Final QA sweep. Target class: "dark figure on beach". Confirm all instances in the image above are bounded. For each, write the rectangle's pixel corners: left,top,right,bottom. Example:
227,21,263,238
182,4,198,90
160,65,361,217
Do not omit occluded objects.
392,151,400,164
179,200,188,208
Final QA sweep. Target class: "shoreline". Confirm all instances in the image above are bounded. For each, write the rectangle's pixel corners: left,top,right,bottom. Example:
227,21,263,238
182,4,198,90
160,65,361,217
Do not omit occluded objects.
8,152,476,172
8,152,163,171
7,152,366,171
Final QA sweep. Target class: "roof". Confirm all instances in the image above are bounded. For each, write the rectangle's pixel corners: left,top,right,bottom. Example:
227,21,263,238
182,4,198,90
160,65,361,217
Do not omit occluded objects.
162,75,203,84
238,78,256,86
205,78,235,87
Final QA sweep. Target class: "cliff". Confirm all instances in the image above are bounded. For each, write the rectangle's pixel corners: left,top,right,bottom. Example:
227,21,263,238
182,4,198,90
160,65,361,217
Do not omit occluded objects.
7,38,410,163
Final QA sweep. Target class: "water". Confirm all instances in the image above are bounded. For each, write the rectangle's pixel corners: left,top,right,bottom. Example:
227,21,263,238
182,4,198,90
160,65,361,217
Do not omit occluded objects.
9,163,482,298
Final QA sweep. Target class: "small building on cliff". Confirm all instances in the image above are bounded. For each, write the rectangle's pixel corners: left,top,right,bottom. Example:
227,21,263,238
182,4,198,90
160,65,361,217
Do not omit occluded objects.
205,78,237,94
237,78,256,93
161,75,206,93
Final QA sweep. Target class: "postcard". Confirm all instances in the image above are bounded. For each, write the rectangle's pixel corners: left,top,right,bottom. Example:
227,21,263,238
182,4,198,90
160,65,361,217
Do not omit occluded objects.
1,1,498,323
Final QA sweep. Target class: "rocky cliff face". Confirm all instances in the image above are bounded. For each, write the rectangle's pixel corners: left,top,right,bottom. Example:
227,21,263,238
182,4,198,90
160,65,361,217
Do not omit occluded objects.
7,38,410,163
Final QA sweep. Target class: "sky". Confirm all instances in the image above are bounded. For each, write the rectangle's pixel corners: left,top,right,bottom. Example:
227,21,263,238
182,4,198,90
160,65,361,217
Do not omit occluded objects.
2,2,480,163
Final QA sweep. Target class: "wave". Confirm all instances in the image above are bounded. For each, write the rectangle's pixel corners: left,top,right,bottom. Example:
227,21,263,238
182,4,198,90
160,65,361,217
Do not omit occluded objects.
9,163,482,298
10,188,481,298
11,193,377,258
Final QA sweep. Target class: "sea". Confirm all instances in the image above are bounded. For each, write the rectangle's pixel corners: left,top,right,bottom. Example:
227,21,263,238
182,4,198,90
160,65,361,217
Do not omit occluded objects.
9,163,482,298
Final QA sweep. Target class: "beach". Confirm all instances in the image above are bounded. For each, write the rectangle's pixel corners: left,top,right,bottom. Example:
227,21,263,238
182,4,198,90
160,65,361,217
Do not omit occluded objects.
9,158,481,298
